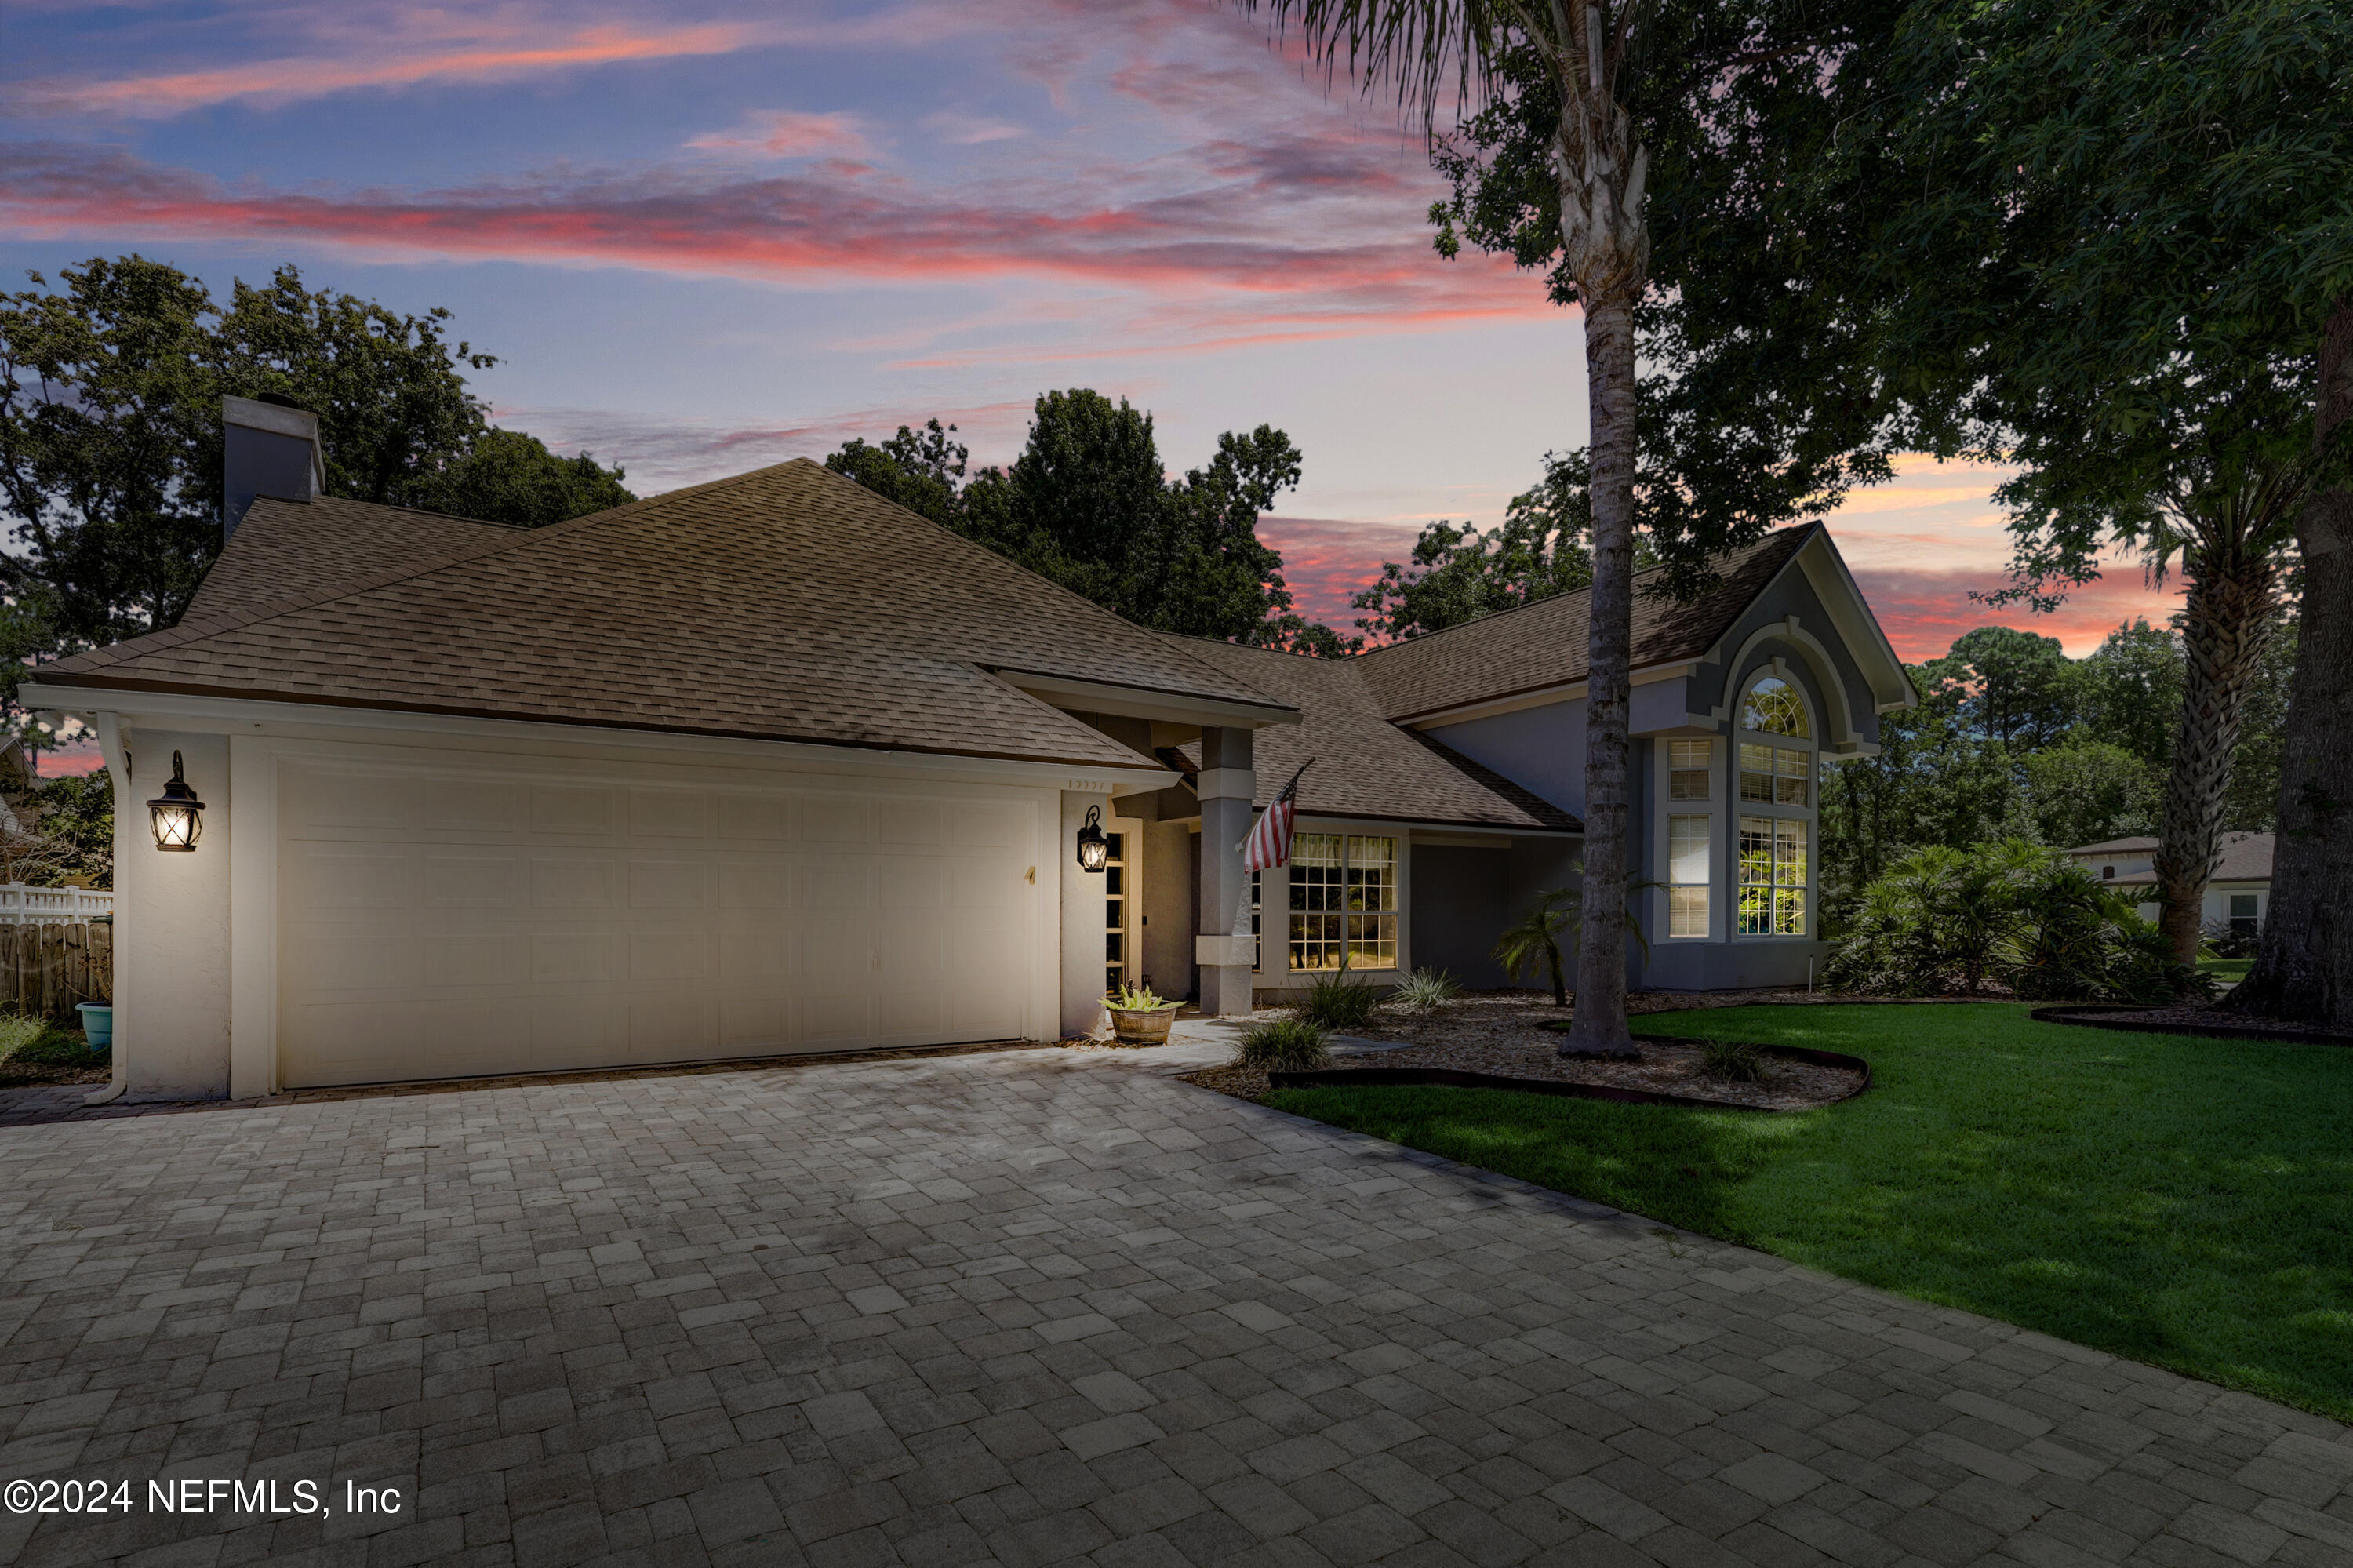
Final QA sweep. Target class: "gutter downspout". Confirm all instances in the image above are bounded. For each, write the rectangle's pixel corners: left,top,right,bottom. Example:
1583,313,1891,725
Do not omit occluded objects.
84,712,130,1105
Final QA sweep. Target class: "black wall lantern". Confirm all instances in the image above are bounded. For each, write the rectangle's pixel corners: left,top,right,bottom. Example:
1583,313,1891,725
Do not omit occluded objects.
147,750,205,852
1075,803,1108,873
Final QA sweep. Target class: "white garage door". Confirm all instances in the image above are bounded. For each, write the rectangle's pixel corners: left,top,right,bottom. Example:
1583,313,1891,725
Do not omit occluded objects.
275,753,1044,1088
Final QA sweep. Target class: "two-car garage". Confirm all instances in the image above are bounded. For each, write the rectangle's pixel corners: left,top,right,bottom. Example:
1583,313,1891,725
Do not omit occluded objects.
267,744,1051,1089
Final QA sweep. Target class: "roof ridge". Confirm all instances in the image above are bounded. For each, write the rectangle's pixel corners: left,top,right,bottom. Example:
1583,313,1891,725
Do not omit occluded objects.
1354,521,1818,663
292,493,531,531
53,460,839,676
795,464,1296,711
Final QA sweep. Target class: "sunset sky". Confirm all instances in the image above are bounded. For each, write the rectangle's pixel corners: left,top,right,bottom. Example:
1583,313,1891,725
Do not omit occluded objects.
3,0,2181,729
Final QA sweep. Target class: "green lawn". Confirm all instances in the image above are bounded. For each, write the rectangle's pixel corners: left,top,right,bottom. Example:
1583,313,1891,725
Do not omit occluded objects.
1264,1003,2353,1420
2202,957,2254,984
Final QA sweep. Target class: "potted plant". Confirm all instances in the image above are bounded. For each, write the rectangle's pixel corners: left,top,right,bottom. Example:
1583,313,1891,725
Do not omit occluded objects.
1104,981,1184,1046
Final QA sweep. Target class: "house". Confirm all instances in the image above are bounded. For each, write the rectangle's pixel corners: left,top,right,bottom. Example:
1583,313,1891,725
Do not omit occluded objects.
24,397,1912,1101
2064,833,2274,935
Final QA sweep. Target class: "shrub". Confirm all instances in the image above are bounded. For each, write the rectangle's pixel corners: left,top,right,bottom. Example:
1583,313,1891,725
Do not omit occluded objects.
1298,973,1380,1030
1825,839,2209,1005
1699,1038,1768,1083
1105,981,1176,1011
1391,967,1462,1012
0,1011,89,1065
2200,921,2260,960
1234,1017,1331,1071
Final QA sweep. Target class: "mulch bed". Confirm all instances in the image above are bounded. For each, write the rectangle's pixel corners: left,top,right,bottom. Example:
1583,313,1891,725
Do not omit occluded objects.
1180,991,1871,1111
0,1055,111,1090
2033,1004,2353,1046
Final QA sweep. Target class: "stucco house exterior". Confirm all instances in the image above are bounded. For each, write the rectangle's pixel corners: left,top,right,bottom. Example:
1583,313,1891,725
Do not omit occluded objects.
26,397,1912,1101
2065,833,2274,935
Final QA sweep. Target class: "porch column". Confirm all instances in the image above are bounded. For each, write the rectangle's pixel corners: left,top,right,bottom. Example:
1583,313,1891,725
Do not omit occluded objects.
1195,726,1256,1016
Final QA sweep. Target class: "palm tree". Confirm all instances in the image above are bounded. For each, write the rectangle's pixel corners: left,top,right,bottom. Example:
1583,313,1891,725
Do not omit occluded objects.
1492,869,1653,1042
2140,458,2306,964
1245,0,1656,1055
1493,886,1578,1007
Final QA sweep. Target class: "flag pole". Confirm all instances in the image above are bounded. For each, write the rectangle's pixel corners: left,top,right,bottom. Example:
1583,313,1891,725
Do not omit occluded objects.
1237,758,1314,854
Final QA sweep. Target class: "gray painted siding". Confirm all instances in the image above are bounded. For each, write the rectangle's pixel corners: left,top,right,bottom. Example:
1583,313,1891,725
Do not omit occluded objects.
1423,694,1591,817
1689,564,1886,754
1411,839,1583,990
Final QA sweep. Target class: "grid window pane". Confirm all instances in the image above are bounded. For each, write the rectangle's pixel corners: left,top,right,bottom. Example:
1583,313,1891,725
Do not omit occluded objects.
1670,886,1710,939
1774,748,1810,806
1250,868,1263,972
1738,815,1808,937
1289,834,1396,970
1739,742,1775,802
1669,740,1711,801
1344,835,1398,969
1288,833,1344,971
1104,831,1127,993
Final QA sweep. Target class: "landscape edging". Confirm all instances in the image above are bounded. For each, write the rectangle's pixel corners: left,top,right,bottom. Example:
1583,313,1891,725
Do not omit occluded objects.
2029,1005,2353,1046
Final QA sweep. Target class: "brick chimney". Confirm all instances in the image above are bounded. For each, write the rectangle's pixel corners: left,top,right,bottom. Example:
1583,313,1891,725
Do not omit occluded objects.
222,394,323,540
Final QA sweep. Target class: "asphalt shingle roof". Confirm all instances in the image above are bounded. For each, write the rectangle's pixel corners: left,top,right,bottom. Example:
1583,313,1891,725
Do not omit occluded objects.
1354,525,1818,722
1163,637,1580,834
187,496,522,622
43,460,1282,772
2071,832,2273,886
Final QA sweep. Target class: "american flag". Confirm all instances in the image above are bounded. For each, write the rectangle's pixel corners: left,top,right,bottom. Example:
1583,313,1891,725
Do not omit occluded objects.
1242,759,1313,872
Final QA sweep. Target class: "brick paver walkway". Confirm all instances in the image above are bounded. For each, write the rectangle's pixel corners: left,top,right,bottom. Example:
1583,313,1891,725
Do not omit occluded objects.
2,1046,2349,1568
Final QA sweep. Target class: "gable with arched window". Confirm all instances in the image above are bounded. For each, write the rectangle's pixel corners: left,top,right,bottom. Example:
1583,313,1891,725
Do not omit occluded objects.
1735,672,1815,937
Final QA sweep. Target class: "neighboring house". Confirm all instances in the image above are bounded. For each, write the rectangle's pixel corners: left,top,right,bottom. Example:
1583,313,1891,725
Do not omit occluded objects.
2064,833,2274,936
23,397,1912,1101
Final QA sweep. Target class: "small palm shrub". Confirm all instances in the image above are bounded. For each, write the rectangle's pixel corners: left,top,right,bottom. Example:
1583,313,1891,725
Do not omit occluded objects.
1699,1038,1768,1083
1391,967,1462,1012
1298,973,1380,1030
1234,1017,1331,1071
1827,839,2209,1004
1493,868,1654,1005
1105,981,1176,1011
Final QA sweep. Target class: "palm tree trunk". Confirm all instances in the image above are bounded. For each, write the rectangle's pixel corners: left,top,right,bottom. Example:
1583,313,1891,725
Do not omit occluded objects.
2231,300,2353,1026
1562,289,1640,1058
2153,551,2281,963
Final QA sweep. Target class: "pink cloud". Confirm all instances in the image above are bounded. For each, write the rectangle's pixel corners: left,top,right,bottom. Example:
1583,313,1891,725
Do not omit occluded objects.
687,110,875,161
13,20,764,118
0,141,1540,346
1849,566,2184,662
503,400,1041,493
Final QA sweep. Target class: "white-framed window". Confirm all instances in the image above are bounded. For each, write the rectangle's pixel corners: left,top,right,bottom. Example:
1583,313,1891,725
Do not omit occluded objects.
1738,817,1809,936
1734,672,1816,937
2229,893,2259,937
1289,833,1397,971
1668,740,1712,801
1668,815,1711,937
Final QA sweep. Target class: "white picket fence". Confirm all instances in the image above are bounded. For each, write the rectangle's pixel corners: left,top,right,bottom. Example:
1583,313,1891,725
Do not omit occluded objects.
0,882,112,926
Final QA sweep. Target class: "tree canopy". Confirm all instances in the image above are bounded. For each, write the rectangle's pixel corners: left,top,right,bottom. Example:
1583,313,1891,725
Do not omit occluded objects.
825,395,1357,654
0,255,633,659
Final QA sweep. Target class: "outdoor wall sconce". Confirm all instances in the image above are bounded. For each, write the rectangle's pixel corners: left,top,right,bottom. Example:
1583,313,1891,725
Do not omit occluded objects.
1075,804,1108,873
147,751,205,852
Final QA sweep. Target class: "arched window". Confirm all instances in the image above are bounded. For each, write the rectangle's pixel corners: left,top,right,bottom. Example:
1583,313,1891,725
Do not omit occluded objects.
1742,676,1810,738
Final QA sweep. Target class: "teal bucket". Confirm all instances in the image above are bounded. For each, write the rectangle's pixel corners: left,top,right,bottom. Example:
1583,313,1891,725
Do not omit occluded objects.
76,1002,111,1050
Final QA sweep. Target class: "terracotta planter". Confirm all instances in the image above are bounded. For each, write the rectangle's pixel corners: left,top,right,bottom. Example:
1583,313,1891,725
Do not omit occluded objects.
1107,1006,1180,1046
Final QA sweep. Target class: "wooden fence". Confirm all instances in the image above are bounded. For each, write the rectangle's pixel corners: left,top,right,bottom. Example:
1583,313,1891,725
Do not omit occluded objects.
1,922,111,1024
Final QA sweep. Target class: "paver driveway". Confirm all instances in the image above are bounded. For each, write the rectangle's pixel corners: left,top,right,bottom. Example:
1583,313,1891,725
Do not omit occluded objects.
2,1045,2351,1568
